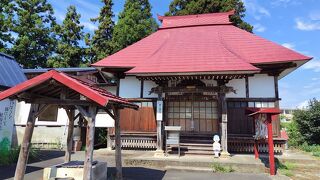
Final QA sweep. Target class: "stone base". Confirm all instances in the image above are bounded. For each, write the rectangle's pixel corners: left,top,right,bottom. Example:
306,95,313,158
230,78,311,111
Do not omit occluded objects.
43,161,107,180
154,149,165,157
220,151,231,158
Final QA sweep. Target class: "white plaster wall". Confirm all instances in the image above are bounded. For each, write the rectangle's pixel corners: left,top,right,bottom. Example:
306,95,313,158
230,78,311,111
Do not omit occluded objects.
12,126,67,148
119,76,141,98
96,112,114,127
226,79,246,98
249,74,275,98
143,80,158,98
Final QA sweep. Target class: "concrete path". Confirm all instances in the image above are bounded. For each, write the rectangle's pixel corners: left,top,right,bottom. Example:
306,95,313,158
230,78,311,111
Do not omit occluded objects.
0,149,311,180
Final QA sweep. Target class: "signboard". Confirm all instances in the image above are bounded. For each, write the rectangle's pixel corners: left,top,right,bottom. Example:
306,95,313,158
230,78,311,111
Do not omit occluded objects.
156,100,163,121
0,99,15,147
254,114,268,140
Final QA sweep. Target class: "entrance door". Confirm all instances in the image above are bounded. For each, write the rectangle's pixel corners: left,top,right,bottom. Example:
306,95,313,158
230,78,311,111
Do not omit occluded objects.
166,96,219,134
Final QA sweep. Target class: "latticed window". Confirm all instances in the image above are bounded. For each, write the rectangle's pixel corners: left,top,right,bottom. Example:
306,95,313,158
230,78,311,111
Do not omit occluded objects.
166,97,218,133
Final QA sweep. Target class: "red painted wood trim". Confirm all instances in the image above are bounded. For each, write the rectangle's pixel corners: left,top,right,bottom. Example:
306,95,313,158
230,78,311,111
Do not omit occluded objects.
268,114,276,175
0,70,54,101
254,140,259,159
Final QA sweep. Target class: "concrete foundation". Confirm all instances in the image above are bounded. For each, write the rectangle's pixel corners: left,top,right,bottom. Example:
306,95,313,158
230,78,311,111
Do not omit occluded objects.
43,161,107,180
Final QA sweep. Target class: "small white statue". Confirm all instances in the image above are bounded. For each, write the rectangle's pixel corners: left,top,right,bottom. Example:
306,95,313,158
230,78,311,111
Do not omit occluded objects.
212,135,221,158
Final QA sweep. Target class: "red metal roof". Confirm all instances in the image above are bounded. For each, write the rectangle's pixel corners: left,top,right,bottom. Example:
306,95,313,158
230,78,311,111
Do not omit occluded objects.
92,11,311,74
0,70,136,108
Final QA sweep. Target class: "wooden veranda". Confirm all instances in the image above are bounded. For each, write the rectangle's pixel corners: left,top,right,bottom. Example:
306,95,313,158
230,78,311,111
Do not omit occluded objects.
0,70,138,180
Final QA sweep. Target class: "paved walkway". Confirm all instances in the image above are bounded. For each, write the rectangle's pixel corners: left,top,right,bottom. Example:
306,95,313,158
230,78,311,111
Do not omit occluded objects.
1,149,316,180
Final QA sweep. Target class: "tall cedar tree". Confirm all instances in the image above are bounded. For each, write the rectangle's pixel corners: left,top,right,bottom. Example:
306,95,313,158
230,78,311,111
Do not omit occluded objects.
112,0,158,53
0,0,14,52
87,0,114,63
10,0,56,68
47,6,84,67
165,0,253,32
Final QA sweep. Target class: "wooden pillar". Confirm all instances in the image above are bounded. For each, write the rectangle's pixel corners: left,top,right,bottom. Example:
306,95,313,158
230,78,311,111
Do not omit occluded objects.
268,114,275,175
218,84,230,157
219,91,230,157
156,94,164,153
106,127,112,150
65,109,75,162
114,106,123,180
14,104,39,180
81,105,97,180
254,140,259,159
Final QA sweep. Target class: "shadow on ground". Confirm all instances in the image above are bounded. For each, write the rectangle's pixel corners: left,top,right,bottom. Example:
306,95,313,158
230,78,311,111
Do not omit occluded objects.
31,150,65,163
0,150,65,179
108,167,166,180
0,165,42,179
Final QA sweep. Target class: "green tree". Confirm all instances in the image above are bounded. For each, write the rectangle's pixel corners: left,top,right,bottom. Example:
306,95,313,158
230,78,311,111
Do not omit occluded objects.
47,6,85,68
86,0,114,63
165,0,253,32
112,0,158,53
0,0,15,52
292,99,320,145
10,0,56,68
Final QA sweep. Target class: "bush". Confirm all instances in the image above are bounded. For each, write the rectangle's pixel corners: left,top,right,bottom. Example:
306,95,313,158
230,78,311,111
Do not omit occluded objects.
292,99,320,145
0,138,39,165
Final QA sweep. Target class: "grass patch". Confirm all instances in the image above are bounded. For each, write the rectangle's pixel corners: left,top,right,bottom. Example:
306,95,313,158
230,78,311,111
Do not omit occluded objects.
0,138,39,165
299,143,320,157
211,162,235,173
276,160,296,177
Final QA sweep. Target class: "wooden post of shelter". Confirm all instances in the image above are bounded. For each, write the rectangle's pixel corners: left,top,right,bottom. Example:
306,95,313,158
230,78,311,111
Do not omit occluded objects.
76,105,97,180
14,104,49,180
113,105,123,180
64,108,75,162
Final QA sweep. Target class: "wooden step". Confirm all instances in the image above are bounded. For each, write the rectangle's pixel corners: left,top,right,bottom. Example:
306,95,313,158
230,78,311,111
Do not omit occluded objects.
168,150,214,155
180,139,213,144
172,146,213,151
179,143,212,147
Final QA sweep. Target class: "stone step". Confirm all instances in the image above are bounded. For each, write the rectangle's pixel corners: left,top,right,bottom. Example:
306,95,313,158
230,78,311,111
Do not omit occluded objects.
124,158,266,174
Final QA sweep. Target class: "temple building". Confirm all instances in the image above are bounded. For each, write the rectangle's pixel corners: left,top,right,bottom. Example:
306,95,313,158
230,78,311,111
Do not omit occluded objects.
91,11,311,155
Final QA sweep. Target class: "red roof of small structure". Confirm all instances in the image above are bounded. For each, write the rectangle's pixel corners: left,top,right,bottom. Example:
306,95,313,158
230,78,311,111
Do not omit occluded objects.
92,11,311,74
0,70,136,108
246,108,281,116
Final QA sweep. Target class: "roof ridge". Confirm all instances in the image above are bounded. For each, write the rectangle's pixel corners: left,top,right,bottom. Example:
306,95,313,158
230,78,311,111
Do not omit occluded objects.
157,10,235,21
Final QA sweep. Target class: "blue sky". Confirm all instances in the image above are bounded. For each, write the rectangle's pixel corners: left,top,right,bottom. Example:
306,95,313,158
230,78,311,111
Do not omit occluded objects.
48,0,320,109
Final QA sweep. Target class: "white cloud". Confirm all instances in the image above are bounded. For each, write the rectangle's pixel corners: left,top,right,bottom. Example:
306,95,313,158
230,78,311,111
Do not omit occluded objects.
295,18,320,31
303,59,320,72
297,100,308,109
81,21,98,31
281,43,295,50
254,23,266,32
242,0,271,20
